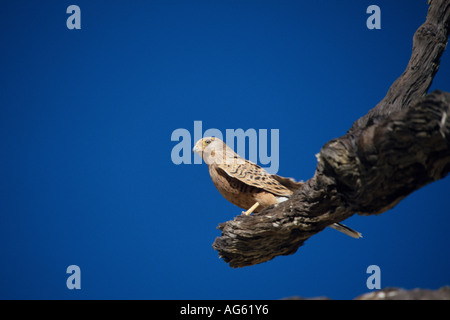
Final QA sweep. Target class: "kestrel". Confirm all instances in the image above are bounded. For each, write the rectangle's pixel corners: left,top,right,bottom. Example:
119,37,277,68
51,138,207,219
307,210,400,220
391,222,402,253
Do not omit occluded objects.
193,137,362,238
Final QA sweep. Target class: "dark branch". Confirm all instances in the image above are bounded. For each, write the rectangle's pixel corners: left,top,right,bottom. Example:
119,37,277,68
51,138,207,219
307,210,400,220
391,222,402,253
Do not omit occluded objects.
350,0,450,133
212,0,450,268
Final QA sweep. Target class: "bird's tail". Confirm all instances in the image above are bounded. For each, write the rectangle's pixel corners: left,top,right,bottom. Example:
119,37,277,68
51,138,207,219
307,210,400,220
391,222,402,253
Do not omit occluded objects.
329,223,362,239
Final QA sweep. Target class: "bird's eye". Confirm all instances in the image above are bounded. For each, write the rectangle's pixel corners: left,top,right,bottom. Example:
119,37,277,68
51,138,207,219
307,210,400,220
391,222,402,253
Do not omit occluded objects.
205,139,212,144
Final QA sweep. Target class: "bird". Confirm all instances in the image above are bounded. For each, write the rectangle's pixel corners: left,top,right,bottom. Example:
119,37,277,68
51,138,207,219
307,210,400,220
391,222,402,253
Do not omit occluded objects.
193,136,362,239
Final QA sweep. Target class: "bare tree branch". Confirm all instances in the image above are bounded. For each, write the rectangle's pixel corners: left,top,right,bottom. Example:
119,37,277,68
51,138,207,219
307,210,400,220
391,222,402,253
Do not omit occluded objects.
212,0,450,268
350,0,450,133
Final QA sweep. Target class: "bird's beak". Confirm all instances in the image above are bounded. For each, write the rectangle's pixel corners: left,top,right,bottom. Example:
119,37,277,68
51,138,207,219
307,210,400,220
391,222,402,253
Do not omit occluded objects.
193,145,199,153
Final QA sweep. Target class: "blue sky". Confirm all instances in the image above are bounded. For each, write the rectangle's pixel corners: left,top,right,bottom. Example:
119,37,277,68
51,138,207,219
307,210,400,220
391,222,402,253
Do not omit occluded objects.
0,1,449,299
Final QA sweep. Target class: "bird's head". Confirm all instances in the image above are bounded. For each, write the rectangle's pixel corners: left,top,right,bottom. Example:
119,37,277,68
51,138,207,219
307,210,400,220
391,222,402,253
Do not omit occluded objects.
193,137,229,165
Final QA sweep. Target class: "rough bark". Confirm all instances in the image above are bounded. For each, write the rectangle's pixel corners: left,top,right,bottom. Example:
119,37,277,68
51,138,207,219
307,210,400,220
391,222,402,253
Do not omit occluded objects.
212,0,450,268
350,0,450,133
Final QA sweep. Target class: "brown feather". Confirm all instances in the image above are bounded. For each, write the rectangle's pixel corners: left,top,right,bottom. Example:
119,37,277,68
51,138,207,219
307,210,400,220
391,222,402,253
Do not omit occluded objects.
192,137,304,212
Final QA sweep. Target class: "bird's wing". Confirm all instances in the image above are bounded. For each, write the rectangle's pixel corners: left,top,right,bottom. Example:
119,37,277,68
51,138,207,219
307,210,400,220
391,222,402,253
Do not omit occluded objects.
215,158,294,197
271,174,303,191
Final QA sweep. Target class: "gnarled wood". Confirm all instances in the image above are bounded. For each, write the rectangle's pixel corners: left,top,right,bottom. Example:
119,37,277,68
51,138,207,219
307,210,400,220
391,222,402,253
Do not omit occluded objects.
212,0,450,268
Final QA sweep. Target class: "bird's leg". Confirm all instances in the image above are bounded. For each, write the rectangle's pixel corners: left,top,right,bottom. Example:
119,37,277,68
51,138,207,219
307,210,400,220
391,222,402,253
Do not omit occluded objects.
242,202,260,216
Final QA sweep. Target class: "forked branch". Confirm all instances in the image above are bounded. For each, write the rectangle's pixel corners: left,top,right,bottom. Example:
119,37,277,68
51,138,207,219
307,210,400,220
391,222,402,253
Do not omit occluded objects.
212,0,450,268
